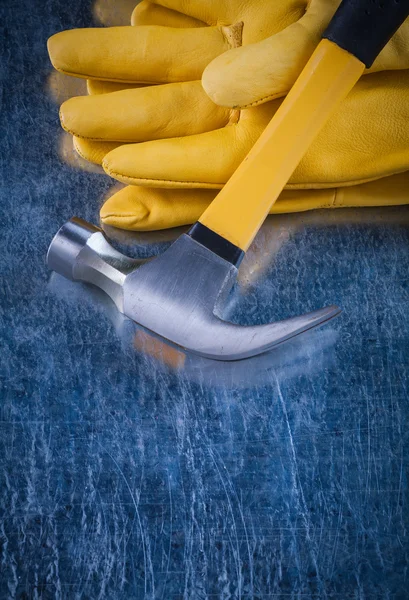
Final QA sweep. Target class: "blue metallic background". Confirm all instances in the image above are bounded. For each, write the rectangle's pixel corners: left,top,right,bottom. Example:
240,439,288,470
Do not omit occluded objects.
0,1,408,598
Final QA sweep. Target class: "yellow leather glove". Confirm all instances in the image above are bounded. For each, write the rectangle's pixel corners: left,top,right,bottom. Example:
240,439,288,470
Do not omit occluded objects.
202,0,409,108
48,0,409,231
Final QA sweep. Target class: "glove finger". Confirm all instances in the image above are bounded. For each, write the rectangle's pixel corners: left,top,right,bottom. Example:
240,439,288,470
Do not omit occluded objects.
87,80,148,95
277,172,409,212
88,0,203,99
74,137,122,165
101,186,216,230
202,3,338,108
86,1,205,98
48,25,231,84
335,171,409,208
101,117,262,189
132,1,205,28
61,81,232,142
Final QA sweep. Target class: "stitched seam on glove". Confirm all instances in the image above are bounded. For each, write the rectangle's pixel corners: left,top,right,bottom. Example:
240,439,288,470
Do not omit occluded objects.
101,169,408,191
61,112,236,142
103,169,224,188
55,68,189,85
234,90,290,109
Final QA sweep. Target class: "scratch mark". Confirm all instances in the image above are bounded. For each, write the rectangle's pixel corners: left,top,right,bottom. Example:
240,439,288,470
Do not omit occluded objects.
212,445,254,597
207,444,243,599
96,440,149,597
161,471,173,600
274,373,325,599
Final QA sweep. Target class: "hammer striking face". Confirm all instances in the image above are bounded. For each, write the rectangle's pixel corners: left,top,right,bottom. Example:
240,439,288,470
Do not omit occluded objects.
47,218,340,361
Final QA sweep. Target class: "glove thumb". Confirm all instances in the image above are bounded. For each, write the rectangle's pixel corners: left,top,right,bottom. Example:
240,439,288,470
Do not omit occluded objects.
202,1,338,108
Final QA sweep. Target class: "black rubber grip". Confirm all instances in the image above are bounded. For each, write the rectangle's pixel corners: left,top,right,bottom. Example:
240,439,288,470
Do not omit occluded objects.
188,222,244,267
323,0,409,67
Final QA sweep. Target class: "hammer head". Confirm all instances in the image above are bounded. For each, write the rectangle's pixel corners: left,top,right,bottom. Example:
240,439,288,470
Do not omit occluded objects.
47,218,340,361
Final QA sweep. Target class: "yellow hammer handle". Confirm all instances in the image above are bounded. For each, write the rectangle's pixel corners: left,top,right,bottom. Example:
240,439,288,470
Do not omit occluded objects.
199,40,365,252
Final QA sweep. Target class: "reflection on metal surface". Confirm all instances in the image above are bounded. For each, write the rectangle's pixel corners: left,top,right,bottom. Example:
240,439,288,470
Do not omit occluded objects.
239,206,409,289
93,0,138,26
46,71,87,105
134,330,187,369
238,219,292,288
58,131,104,174
133,326,339,388
48,271,338,388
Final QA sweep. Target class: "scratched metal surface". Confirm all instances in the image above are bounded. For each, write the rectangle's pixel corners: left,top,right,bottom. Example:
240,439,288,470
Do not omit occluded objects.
1,1,409,598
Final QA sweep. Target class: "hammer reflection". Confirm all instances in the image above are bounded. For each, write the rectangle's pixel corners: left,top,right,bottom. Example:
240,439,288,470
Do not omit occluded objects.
240,204,409,288
48,271,339,388
131,326,339,388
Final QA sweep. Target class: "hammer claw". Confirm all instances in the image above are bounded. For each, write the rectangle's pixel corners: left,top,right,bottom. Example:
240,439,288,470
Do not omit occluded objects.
207,305,341,360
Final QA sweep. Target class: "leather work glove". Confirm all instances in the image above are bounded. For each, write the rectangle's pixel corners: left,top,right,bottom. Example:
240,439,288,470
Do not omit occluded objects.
47,0,409,231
